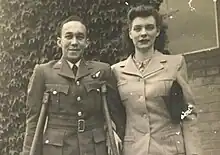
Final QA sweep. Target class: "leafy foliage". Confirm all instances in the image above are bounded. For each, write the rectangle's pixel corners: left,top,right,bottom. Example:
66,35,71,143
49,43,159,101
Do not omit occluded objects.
0,0,164,154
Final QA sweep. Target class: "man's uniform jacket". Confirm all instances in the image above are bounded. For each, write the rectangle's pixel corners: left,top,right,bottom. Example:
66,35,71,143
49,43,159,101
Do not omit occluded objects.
112,51,201,155
21,58,125,155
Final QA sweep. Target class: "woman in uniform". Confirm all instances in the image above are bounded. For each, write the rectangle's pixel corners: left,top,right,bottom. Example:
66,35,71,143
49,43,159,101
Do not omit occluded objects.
112,5,201,155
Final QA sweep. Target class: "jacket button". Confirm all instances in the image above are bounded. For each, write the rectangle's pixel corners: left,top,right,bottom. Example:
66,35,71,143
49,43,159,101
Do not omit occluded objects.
176,131,180,135
143,114,148,118
139,96,145,101
160,59,167,63
177,141,181,144
77,96,81,101
76,81,80,86
78,112,82,116
139,78,144,82
53,90,57,95
45,140,49,144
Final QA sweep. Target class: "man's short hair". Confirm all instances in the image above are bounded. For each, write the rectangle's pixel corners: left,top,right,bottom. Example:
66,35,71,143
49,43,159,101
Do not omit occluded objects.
56,15,86,36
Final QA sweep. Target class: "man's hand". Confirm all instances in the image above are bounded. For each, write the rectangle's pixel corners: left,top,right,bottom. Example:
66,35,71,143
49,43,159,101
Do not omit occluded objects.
106,130,122,155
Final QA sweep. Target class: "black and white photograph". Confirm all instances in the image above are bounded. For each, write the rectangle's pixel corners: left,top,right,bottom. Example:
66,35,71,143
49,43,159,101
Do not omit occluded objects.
0,0,220,155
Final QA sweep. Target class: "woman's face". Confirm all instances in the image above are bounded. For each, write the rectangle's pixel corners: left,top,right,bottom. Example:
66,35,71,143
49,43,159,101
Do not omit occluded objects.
129,16,160,51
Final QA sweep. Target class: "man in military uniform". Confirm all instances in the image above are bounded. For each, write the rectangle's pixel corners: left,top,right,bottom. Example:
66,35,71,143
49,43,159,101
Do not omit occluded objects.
21,15,125,155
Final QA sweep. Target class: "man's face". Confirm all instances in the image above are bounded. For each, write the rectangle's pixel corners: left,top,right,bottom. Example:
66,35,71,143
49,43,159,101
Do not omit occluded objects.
57,21,87,63
129,16,160,51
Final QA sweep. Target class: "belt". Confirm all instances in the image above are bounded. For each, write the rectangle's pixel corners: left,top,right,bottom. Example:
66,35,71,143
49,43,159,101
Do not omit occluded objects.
47,119,104,133
77,119,85,132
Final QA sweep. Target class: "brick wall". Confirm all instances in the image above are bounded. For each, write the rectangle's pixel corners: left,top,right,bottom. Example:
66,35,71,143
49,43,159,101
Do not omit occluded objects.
185,48,220,155
182,1,220,154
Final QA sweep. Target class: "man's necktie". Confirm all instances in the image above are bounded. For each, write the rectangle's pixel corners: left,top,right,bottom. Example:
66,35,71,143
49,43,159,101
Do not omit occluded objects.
72,64,78,76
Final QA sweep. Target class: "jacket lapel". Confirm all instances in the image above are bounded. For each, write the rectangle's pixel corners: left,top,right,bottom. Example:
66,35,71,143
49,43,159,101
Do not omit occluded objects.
53,59,75,79
53,59,92,80
142,51,166,78
76,60,92,80
121,55,142,77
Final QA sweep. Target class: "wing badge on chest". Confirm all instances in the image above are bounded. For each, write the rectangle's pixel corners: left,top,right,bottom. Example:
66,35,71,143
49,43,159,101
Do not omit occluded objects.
91,70,102,79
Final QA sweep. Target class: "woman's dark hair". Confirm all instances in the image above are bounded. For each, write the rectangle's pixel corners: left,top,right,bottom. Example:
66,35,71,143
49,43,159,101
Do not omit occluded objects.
122,5,170,55
127,5,162,29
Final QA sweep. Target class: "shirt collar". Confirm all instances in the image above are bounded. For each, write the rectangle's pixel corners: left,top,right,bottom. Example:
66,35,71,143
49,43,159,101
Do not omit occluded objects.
66,59,81,69
132,55,150,66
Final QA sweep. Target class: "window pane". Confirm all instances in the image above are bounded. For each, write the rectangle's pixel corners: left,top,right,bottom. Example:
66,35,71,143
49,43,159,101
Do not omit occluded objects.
161,0,219,54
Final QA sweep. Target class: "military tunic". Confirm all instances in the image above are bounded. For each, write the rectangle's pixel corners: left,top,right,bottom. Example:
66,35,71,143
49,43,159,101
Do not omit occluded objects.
21,58,125,155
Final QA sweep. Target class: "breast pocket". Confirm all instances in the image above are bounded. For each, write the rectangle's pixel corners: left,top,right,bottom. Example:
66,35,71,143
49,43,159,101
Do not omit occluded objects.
117,80,129,101
83,82,103,111
84,82,102,93
147,79,173,98
45,84,69,112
